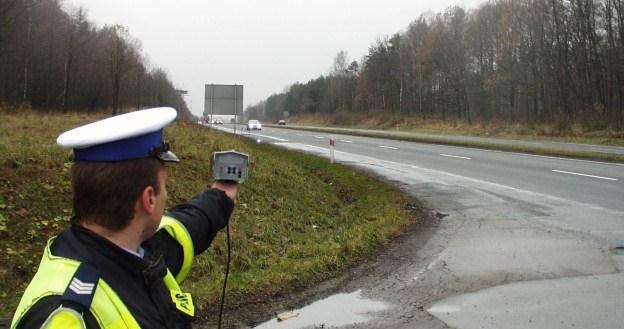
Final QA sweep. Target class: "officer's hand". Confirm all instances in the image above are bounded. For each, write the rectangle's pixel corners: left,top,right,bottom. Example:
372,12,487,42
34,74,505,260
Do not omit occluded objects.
212,180,238,202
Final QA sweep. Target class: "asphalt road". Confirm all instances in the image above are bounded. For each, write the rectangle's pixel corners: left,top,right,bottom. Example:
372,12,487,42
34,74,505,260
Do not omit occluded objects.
212,123,624,329
277,125,624,155
228,125,623,212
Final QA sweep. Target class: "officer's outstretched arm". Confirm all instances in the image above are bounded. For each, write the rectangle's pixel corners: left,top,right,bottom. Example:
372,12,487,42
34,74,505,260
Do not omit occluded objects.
149,188,235,283
167,188,235,253
158,216,194,283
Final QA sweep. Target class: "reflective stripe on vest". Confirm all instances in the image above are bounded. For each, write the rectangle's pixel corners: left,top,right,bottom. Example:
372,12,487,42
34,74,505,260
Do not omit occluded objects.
159,216,194,283
40,307,86,329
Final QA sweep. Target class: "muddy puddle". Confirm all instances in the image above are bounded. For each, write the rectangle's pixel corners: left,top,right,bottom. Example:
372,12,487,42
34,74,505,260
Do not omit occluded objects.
252,290,389,329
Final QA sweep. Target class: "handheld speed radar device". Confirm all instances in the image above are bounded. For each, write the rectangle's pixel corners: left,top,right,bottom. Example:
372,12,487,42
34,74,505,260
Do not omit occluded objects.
212,150,249,182
212,150,249,329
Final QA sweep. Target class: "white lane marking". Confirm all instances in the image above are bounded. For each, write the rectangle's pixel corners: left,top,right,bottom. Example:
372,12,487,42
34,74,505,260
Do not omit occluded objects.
315,136,325,139
296,134,303,136
247,133,288,142
379,145,398,150
551,169,618,181
440,154,472,160
281,143,328,152
340,140,353,143
489,149,624,167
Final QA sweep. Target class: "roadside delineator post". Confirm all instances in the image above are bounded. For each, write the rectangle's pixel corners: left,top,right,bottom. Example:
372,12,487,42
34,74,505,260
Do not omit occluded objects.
329,136,335,163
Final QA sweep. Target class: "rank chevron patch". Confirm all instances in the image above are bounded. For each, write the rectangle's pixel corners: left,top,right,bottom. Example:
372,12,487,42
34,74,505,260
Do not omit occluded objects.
69,277,95,295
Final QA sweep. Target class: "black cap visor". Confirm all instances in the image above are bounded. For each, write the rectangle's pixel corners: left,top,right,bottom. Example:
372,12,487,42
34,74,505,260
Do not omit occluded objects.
156,150,180,163
150,142,180,163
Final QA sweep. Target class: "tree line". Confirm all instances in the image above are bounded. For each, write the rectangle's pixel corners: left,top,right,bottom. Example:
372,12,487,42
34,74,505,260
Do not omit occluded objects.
0,0,190,117
247,0,624,130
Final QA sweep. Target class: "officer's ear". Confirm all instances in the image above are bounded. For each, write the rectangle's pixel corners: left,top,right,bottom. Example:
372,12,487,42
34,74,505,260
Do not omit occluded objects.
138,185,157,215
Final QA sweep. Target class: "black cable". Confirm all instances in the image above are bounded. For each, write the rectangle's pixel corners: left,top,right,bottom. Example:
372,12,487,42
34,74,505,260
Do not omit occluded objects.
217,221,231,329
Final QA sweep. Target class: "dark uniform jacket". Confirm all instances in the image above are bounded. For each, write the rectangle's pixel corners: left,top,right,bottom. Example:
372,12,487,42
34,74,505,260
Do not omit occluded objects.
15,188,234,329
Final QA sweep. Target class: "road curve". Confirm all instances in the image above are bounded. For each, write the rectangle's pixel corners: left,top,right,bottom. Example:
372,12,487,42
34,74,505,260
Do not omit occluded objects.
213,124,624,329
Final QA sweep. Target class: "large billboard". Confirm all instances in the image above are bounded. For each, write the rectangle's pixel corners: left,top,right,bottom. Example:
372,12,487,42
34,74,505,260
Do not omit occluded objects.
204,84,243,118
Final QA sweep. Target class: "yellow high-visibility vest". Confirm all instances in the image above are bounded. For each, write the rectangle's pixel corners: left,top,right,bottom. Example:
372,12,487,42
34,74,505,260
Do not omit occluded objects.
11,216,195,329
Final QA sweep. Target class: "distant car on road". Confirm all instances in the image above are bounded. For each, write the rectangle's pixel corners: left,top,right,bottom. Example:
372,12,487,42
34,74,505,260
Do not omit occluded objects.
247,120,262,130
211,119,224,125
277,119,286,125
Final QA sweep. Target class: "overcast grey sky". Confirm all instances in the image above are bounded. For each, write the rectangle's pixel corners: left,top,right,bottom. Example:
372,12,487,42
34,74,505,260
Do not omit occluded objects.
66,0,485,117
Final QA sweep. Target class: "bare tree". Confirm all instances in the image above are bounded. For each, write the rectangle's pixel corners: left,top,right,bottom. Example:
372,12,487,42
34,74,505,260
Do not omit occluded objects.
105,25,130,115
61,7,89,111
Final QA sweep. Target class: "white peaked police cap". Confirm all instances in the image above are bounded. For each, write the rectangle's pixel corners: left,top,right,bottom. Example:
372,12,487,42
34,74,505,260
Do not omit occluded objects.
57,107,180,163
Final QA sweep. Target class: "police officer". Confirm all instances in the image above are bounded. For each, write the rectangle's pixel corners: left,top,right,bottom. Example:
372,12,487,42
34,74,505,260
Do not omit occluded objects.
10,107,237,329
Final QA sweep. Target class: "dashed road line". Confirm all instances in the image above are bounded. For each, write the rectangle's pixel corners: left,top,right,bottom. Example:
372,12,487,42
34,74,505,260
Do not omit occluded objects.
379,145,398,150
247,133,288,142
551,169,617,181
440,154,472,160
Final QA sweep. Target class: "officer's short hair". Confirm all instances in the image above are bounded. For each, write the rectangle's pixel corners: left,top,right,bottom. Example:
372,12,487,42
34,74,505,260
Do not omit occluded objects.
71,158,163,231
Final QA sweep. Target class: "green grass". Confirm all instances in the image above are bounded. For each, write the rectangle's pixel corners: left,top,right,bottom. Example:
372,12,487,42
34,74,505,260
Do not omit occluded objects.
0,110,415,318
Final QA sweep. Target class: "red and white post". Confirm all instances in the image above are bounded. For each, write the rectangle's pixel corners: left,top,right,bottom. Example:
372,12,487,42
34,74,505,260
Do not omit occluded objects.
329,135,335,163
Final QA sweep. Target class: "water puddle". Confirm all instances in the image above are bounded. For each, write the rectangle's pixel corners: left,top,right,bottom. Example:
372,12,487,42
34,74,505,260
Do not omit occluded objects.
253,290,389,329
427,304,461,313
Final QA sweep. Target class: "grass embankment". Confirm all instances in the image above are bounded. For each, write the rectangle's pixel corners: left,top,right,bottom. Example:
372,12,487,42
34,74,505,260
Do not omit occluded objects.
0,110,415,319
283,113,624,162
